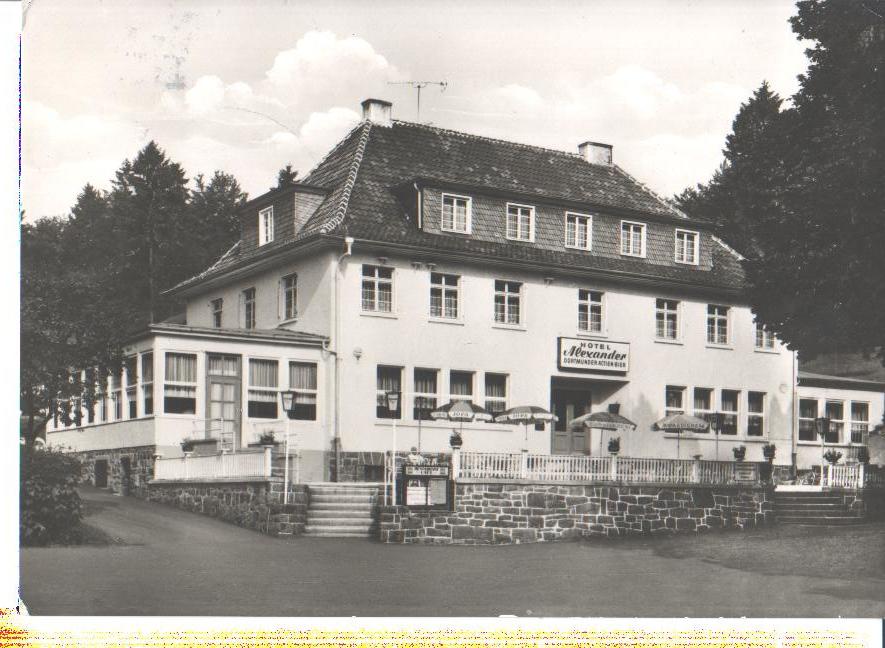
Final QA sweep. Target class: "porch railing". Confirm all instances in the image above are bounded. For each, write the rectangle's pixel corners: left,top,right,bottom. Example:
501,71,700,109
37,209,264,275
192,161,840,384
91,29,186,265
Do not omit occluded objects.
455,451,760,485
821,462,881,489
153,447,272,481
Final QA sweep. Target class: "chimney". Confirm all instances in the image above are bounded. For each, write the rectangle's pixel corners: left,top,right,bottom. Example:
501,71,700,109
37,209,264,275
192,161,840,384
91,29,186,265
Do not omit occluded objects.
361,98,393,127
578,141,613,166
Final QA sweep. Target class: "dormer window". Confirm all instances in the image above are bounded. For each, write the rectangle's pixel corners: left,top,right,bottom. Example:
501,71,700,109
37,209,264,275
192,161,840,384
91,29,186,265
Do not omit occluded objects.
442,194,471,234
506,203,535,242
675,229,699,265
259,206,274,246
620,221,646,257
565,212,592,250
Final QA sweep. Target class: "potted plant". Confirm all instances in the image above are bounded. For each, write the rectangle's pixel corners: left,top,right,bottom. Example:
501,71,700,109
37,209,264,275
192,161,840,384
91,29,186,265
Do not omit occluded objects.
180,439,195,457
607,437,620,456
856,446,870,465
823,449,843,465
449,431,463,449
759,443,776,483
258,431,276,447
762,443,776,462
732,445,747,462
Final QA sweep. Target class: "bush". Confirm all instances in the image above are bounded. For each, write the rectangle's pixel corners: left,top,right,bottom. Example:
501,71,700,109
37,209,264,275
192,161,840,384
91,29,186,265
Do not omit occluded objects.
20,446,83,546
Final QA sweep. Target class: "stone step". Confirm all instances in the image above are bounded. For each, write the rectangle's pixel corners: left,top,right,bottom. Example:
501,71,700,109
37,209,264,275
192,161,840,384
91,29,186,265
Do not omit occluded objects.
307,517,373,527
774,496,844,505
310,494,375,504
304,524,374,535
308,508,374,518
774,504,847,512
303,530,374,538
777,515,865,525
308,501,374,510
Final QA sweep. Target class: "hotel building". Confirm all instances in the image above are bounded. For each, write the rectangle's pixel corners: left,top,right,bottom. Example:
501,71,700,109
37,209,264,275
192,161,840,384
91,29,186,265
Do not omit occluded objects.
46,98,882,488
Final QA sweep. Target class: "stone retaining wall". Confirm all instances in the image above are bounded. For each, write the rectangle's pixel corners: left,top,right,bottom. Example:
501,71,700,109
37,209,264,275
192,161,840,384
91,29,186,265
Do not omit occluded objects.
380,482,774,544
76,446,156,497
146,479,308,537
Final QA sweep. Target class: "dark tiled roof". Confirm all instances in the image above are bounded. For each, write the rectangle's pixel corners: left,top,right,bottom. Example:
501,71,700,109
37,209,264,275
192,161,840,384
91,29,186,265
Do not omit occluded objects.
171,119,747,295
798,370,885,391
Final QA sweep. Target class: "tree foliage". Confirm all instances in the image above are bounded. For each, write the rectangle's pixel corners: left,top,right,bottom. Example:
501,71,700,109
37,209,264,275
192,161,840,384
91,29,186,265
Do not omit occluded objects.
675,0,885,359
275,163,298,188
20,142,248,442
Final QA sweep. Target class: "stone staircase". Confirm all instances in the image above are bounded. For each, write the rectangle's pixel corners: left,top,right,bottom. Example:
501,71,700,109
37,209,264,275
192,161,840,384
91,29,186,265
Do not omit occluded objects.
303,483,381,538
774,491,864,526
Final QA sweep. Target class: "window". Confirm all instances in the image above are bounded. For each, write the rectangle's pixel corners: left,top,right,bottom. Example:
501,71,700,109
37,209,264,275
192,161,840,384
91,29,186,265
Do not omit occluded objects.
449,370,474,403
720,389,740,435
258,206,274,246
85,368,97,424
850,402,869,444
99,376,108,423
243,288,256,329
110,370,122,420
288,361,317,420
674,229,699,265
211,298,223,328
247,359,279,419
665,386,685,416
506,203,534,242
578,290,603,334
281,274,297,321
141,352,153,416
825,401,844,444
799,398,818,441
494,280,522,325
430,273,459,319
692,388,713,432
413,368,438,420
620,221,646,257
655,299,679,340
362,265,393,313
124,356,137,419
706,305,730,345
747,392,765,437
754,320,775,350
441,194,471,233
164,353,197,414
484,373,508,417
376,366,402,419
565,212,592,250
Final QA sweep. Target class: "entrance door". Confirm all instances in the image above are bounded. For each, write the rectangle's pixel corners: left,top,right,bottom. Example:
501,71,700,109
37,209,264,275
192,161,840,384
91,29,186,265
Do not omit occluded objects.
206,354,241,451
551,389,592,454
94,459,108,488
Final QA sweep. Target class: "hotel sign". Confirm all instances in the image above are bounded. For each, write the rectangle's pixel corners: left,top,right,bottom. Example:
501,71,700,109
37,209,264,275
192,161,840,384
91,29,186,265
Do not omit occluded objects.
558,337,630,373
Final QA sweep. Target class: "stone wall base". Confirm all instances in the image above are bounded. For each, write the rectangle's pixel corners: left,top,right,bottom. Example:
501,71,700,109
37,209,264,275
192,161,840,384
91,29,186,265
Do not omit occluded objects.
147,479,308,537
380,483,774,544
75,446,156,497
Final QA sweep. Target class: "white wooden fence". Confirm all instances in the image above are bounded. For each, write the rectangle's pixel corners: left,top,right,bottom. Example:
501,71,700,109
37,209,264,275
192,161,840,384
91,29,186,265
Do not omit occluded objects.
821,462,879,489
454,451,760,485
153,448,272,481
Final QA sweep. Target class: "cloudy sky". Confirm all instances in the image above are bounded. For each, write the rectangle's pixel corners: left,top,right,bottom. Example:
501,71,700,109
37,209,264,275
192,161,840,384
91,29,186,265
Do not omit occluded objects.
22,0,809,221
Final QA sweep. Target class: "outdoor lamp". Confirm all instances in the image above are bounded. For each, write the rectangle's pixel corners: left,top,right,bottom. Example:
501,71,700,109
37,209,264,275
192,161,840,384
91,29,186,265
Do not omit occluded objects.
386,390,401,414
814,416,831,439
279,390,296,418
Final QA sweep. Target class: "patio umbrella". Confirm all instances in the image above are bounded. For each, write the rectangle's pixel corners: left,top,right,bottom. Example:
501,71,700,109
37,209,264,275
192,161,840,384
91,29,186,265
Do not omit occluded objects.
570,410,637,455
430,400,494,440
653,413,710,459
495,405,558,447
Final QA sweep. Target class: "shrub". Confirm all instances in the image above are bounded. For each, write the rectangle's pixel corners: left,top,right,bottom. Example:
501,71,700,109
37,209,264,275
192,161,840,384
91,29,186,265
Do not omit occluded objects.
732,446,747,461
20,446,83,546
607,437,621,454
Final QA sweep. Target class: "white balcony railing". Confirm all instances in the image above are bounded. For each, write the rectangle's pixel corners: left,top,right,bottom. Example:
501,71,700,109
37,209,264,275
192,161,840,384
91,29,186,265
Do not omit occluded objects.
454,451,761,485
154,448,272,481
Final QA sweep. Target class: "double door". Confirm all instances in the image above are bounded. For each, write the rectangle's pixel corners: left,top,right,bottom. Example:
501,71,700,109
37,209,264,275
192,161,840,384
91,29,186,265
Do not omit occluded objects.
551,389,592,454
206,354,241,451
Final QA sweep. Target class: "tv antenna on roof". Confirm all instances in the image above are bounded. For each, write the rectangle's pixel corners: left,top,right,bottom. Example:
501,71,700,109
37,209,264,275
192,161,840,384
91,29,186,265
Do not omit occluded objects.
387,80,447,122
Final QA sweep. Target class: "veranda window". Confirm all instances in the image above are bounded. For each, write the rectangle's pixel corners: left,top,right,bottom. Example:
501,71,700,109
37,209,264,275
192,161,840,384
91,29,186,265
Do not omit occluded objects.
825,401,843,444
376,366,402,419
110,370,123,420
248,359,279,419
164,353,197,415
720,389,740,435
850,402,869,444
747,391,765,437
124,356,138,419
288,362,317,421
798,399,817,441
484,373,508,417
141,352,154,415
413,368,438,420
692,388,713,433
578,290,603,333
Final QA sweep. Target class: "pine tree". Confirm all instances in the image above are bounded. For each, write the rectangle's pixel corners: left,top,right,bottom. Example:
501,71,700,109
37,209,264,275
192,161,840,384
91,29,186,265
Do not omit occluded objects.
275,163,298,188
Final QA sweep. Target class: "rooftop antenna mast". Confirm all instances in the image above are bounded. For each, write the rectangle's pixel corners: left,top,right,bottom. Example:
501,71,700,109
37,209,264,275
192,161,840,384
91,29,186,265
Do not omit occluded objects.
387,81,447,122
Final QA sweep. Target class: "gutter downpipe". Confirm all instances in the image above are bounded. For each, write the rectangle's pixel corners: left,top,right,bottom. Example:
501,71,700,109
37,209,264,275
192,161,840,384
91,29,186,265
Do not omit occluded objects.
333,236,355,482
791,349,799,477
